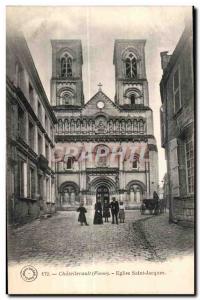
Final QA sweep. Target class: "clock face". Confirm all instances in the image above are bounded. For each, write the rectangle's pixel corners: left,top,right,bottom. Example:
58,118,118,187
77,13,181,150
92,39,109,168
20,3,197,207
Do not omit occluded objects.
97,101,105,109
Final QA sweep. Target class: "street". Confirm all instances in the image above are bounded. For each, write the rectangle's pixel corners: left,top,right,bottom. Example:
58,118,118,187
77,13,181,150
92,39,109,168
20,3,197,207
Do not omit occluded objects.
8,209,194,267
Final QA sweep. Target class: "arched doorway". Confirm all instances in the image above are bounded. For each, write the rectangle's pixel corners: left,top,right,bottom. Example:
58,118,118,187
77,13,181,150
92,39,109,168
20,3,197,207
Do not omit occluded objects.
88,176,117,206
96,185,110,205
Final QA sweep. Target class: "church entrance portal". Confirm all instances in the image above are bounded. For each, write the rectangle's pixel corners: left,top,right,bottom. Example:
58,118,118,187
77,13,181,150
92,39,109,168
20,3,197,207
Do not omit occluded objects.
96,185,110,205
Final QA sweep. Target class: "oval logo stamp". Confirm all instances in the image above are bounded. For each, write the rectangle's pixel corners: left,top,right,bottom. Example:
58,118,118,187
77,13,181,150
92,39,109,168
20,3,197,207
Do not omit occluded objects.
20,265,38,282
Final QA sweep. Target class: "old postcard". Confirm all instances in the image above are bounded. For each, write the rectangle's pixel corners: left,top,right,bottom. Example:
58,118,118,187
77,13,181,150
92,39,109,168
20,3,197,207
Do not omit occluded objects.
6,6,195,295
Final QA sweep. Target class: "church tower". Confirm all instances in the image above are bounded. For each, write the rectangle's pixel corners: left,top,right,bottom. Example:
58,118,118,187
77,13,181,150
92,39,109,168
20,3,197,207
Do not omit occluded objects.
51,40,84,108
113,40,149,108
50,38,158,210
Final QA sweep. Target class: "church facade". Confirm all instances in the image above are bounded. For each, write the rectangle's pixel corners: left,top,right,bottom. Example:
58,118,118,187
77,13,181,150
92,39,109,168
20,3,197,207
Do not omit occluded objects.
51,39,158,209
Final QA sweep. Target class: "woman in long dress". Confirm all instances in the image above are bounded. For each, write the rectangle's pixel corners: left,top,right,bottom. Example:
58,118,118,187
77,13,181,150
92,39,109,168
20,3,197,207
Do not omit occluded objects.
93,199,103,224
77,202,89,226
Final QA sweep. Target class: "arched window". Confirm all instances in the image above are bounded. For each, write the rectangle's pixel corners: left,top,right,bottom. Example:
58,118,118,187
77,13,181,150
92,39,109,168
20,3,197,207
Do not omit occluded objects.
125,88,143,106
132,160,138,169
125,53,137,78
59,89,74,105
62,93,72,105
63,156,74,170
67,157,73,169
130,94,136,105
94,145,110,167
61,53,72,78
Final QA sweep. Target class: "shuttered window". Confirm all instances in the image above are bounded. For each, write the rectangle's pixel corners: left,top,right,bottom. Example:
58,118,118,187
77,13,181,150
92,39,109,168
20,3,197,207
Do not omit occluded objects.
169,138,180,197
185,138,194,194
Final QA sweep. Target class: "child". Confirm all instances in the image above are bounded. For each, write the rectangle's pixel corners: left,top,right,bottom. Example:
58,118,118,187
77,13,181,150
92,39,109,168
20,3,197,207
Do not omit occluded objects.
119,201,125,223
77,202,89,226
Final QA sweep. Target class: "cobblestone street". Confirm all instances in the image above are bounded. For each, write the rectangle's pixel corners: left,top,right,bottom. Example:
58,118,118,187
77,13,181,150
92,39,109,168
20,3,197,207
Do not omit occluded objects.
8,209,194,267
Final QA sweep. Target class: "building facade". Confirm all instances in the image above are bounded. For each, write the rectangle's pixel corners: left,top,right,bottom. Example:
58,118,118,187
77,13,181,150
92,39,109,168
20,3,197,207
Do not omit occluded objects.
51,39,158,209
6,29,57,224
160,19,194,224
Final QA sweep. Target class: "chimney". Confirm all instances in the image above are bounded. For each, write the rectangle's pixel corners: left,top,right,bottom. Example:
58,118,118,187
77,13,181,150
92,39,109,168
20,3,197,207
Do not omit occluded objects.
160,51,171,71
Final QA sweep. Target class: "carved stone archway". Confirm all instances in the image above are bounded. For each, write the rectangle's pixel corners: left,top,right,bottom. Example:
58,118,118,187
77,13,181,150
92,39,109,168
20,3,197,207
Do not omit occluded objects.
126,180,146,192
88,176,117,195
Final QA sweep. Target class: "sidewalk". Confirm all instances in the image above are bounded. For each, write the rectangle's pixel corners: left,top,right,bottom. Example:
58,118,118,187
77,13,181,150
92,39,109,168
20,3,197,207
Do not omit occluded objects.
136,213,194,261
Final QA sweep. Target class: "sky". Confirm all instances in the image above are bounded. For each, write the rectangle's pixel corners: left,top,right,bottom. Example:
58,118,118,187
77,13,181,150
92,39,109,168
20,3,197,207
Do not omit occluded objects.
7,6,192,184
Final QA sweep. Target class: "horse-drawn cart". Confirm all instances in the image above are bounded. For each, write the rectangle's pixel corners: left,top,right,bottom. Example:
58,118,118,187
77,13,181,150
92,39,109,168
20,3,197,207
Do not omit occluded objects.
140,198,163,215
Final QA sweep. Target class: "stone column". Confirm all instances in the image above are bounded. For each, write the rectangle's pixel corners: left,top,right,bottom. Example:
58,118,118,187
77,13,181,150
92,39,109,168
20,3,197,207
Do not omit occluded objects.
71,191,75,205
83,194,86,205
91,194,96,206
130,189,135,203
120,192,124,202
136,190,141,203
124,191,128,205
64,192,69,206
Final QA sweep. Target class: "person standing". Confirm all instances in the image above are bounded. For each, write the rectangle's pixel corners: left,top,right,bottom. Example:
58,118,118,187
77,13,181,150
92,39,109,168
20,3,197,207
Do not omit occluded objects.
110,197,119,224
119,201,125,223
153,191,159,215
93,199,103,224
77,202,89,226
103,199,110,223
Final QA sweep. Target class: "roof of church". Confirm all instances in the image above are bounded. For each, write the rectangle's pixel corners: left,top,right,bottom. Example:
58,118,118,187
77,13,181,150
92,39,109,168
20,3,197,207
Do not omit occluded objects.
83,90,120,111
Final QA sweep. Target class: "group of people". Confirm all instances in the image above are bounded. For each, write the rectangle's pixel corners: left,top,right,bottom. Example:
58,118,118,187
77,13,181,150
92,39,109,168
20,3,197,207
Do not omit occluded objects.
77,197,125,226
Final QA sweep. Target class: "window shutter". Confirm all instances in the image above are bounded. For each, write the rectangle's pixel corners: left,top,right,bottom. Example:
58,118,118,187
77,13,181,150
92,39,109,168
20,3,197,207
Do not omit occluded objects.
169,138,180,197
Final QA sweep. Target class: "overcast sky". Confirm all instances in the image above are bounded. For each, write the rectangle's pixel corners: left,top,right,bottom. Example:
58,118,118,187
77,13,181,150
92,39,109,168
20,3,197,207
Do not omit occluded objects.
7,6,192,183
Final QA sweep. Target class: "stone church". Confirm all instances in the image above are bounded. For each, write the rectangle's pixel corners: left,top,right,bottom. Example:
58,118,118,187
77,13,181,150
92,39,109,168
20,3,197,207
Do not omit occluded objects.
51,39,158,209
